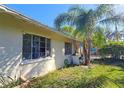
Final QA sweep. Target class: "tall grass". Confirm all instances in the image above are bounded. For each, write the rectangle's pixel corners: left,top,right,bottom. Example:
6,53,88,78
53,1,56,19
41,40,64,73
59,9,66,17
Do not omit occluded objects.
26,63,124,88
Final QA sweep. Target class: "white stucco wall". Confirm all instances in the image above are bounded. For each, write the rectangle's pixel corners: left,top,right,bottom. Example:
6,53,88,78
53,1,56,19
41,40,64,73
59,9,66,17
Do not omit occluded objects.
0,25,22,80
0,26,69,80
51,40,66,68
20,58,56,79
20,39,66,79
0,13,75,81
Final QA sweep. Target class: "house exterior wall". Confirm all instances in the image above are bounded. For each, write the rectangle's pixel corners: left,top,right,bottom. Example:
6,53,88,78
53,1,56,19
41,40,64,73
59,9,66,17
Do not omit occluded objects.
0,13,74,80
0,24,22,80
21,39,66,79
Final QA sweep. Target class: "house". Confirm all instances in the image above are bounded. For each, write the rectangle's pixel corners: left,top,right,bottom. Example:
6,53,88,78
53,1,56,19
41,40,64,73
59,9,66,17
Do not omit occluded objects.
0,5,82,81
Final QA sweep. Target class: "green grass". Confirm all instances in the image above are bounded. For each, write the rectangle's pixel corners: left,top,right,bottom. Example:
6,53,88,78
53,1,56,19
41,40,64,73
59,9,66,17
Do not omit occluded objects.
25,62,124,88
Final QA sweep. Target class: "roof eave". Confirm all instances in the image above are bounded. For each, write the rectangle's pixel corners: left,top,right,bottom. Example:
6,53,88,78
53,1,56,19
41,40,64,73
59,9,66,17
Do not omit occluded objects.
0,5,82,42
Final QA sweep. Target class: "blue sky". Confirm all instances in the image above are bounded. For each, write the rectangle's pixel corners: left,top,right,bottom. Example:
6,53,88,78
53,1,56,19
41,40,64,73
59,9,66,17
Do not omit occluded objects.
6,4,96,27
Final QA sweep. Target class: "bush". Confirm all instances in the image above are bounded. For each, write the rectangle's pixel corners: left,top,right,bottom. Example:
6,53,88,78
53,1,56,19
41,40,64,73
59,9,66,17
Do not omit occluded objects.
99,43,124,59
108,41,124,46
64,59,70,68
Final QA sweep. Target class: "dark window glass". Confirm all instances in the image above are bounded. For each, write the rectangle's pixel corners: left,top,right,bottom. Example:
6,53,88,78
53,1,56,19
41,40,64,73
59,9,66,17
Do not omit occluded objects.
40,48,45,52
40,37,45,42
40,52,45,57
39,37,46,57
23,34,31,40
23,53,31,60
40,42,45,48
33,35,39,41
46,38,51,56
65,42,72,55
32,52,39,59
32,35,40,59
22,34,31,60
22,34,51,60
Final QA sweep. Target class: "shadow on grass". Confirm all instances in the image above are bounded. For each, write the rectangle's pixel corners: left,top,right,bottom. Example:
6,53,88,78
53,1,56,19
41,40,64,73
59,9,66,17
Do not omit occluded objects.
84,75,114,88
115,77,124,88
74,75,121,88
27,74,123,88
93,58,124,68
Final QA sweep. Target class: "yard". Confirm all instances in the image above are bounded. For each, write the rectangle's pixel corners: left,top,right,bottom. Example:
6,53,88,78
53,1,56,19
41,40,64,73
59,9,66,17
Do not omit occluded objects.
19,59,124,88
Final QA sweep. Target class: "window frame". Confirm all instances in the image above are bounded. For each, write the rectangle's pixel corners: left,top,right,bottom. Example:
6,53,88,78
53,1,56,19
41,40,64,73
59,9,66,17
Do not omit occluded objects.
22,33,51,61
65,42,72,55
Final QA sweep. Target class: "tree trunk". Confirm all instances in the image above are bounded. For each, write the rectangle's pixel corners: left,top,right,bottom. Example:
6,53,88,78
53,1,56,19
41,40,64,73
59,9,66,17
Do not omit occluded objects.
87,37,91,64
83,39,91,65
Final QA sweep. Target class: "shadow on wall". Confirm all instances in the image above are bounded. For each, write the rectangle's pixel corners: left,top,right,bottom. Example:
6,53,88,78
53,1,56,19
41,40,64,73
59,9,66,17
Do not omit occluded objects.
21,45,65,79
0,40,66,80
21,58,56,79
21,40,66,79
0,46,22,80
21,41,65,79
0,46,57,80
22,40,67,79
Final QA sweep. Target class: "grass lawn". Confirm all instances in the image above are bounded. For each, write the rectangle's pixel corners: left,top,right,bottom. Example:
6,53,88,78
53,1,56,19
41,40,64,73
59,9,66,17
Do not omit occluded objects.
23,59,124,88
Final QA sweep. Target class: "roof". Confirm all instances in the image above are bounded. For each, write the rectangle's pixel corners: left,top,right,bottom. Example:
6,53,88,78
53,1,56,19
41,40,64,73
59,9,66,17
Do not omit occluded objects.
0,5,81,42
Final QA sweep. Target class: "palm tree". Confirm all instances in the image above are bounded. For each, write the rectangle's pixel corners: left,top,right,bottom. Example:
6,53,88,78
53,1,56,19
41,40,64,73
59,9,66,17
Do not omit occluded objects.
93,27,107,48
61,26,82,53
100,13,124,41
54,5,116,65
60,25,76,37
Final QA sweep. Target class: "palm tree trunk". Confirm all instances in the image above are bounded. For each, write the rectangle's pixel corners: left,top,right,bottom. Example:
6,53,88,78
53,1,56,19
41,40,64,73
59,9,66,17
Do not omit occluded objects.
83,41,87,65
83,39,90,65
87,37,91,64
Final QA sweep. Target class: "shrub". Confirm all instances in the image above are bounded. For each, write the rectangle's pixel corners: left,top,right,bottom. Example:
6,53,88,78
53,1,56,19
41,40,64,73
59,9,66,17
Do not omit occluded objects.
108,41,124,46
99,43,124,59
64,59,70,68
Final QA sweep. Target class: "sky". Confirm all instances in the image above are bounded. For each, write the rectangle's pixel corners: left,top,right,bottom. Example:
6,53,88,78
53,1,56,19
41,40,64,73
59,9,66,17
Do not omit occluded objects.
6,4,96,27
5,4,124,31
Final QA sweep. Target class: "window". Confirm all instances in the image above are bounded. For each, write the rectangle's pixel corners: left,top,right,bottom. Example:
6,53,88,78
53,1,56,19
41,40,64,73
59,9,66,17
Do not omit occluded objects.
32,35,40,59
23,34,31,60
46,38,51,57
65,42,72,55
23,34,51,60
40,37,45,57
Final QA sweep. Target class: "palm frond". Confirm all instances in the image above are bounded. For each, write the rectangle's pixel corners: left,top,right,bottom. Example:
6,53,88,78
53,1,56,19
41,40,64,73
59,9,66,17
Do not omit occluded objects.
68,5,87,14
54,12,71,30
95,4,114,19
68,5,81,12
100,13,124,25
